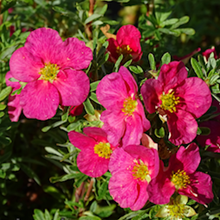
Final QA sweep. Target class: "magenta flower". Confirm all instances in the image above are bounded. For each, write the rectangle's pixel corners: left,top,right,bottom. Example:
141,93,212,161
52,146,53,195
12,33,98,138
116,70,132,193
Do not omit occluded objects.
96,66,150,147
147,143,213,205
5,71,22,122
141,61,212,145
68,127,119,177
107,25,142,63
9,28,92,120
108,145,159,211
202,47,220,61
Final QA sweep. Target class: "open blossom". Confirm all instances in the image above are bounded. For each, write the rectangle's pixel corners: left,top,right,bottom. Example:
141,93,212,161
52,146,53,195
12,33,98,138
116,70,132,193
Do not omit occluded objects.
106,25,142,63
141,61,211,145
109,145,159,211
8,27,92,120
96,66,150,147
148,143,213,205
68,127,119,177
5,72,22,122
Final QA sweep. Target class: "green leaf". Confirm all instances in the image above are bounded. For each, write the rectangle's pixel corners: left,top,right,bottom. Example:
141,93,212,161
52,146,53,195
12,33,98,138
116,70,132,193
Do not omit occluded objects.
148,53,156,70
45,210,52,220
211,84,220,94
0,104,6,111
191,58,204,79
161,18,178,26
50,173,83,183
159,28,180,36
90,81,100,92
43,185,66,201
176,28,195,35
154,127,165,138
85,14,102,24
66,120,81,132
0,112,5,118
90,92,101,105
20,164,41,185
114,54,123,72
209,74,220,85
53,210,60,220
83,98,95,115
170,16,189,29
161,52,171,65
79,216,101,220
123,59,132,68
129,66,143,74
33,209,45,220
97,180,108,200
155,11,171,23
0,86,12,102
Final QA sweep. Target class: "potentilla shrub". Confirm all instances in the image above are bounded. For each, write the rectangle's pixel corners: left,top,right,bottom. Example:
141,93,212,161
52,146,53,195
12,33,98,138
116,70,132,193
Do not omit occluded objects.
1,1,220,219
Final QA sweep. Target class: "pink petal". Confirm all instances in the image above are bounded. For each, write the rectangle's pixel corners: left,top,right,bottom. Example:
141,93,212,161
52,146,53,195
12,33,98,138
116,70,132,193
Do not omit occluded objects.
106,38,119,63
24,28,65,65
83,127,108,143
19,80,59,120
9,47,43,82
109,170,138,208
62,37,93,70
96,72,128,109
7,94,22,122
122,113,145,147
68,131,97,151
179,171,213,205
148,161,175,204
100,110,126,146
167,110,198,145
129,182,149,211
176,77,212,118
53,69,90,106
141,133,158,150
77,148,109,177
118,66,138,95
158,61,188,93
141,78,162,113
169,143,200,174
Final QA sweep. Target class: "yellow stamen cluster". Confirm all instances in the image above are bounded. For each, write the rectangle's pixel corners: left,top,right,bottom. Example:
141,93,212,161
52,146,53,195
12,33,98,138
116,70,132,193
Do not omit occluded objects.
39,63,59,82
116,45,133,55
167,203,187,219
94,142,112,159
122,97,138,115
171,170,191,189
160,91,180,113
132,160,150,182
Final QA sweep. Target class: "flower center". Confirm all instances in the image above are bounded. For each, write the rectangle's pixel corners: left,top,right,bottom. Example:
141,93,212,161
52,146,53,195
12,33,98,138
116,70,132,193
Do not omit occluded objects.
94,142,112,159
122,97,137,115
39,63,59,82
132,160,151,182
160,91,180,113
167,204,186,219
116,45,133,55
171,170,191,189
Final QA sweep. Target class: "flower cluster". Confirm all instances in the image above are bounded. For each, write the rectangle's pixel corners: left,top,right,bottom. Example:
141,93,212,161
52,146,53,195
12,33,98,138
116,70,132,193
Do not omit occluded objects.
6,25,215,215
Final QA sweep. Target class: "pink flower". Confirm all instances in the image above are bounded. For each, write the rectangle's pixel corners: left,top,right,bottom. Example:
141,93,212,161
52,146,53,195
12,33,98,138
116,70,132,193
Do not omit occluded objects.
5,72,22,122
202,47,220,61
147,143,213,205
108,145,159,211
96,66,150,147
68,127,119,177
107,25,142,63
141,61,212,145
9,28,92,120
